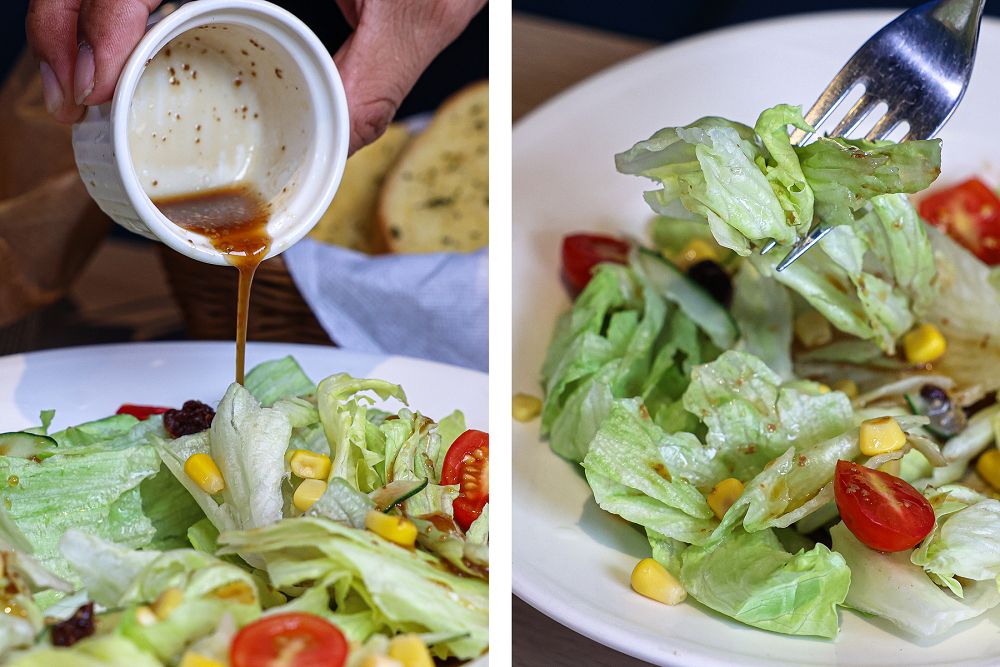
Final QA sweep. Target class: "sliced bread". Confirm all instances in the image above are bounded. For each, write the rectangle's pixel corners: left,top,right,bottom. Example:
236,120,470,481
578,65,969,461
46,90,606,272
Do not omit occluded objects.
378,81,489,253
309,123,412,253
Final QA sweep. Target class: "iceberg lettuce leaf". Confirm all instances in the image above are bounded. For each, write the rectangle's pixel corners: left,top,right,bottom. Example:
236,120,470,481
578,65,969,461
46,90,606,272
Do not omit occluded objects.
680,527,850,638
683,351,854,480
831,521,1000,636
218,517,488,659
911,485,1000,595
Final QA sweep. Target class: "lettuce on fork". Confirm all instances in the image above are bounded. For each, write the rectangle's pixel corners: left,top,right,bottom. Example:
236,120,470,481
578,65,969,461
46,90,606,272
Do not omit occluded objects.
617,104,941,352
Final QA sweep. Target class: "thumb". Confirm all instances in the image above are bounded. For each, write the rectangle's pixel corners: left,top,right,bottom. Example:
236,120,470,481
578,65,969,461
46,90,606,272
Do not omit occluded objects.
75,0,162,106
333,30,417,155
333,1,483,153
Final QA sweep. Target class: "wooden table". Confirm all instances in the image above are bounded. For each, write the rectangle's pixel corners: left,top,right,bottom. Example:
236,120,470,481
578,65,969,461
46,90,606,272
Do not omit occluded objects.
513,12,657,667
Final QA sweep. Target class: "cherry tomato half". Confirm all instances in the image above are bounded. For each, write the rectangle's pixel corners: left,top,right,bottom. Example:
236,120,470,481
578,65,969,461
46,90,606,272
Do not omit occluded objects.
230,612,347,667
561,234,630,293
116,404,171,420
834,460,935,553
441,429,489,531
919,178,1000,265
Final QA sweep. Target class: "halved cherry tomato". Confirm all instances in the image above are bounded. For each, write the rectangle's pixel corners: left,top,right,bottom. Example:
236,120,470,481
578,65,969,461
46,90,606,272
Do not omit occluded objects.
230,612,347,667
441,429,489,531
834,460,934,553
919,178,1000,265
561,234,630,293
115,404,171,420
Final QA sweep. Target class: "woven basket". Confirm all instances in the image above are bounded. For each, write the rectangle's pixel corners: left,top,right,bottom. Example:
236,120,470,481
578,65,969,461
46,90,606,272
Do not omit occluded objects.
159,245,333,345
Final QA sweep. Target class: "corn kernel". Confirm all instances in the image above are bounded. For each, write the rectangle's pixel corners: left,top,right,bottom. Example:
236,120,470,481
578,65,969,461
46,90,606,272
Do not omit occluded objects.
361,657,403,667
794,310,833,348
707,478,744,520
878,459,901,476
290,450,332,480
151,587,183,620
833,379,859,400
860,416,906,456
903,323,947,365
387,634,434,667
977,449,1000,491
293,478,327,512
179,653,227,667
210,581,256,604
512,393,543,422
135,605,158,626
676,238,720,270
817,384,831,394
630,558,686,605
366,510,418,547
184,453,225,495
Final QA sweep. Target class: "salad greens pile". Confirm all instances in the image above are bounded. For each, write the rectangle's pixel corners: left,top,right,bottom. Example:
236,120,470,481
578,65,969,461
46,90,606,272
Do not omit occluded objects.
0,357,488,665
542,103,1000,639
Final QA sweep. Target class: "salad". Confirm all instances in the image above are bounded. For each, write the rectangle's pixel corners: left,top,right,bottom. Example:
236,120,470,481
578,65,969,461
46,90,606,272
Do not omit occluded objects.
0,356,488,665
537,103,1000,639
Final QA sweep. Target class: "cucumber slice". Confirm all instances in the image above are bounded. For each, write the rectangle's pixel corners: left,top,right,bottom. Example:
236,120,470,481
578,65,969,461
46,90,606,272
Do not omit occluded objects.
0,432,57,460
369,478,429,512
634,247,738,349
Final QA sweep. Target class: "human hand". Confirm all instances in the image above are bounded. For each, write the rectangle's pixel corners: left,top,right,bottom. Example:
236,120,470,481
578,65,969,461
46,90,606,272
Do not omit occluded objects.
26,0,486,153
333,0,486,152
26,0,163,123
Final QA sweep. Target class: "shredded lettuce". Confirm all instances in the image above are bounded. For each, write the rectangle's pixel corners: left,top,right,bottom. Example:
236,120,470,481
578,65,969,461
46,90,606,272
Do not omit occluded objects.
308,478,374,529
683,350,853,480
680,527,850,638
542,263,716,461
317,375,406,493
50,414,140,448
911,485,1000,596
730,263,793,380
6,636,164,667
831,522,1000,636
925,225,1000,396
582,400,721,545
218,517,488,659
156,383,291,541
243,356,316,407
616,116,794,254
716,431,857,537
0,422,203,581
619,104,941,351
796,136,941,227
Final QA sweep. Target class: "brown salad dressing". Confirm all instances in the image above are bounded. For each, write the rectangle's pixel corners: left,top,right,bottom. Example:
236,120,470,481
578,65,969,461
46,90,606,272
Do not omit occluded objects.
153,185,271,384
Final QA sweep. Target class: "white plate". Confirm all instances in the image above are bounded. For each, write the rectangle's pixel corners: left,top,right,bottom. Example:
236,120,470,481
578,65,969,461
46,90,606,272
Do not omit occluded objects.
513,10,1000,667
0,341,488,666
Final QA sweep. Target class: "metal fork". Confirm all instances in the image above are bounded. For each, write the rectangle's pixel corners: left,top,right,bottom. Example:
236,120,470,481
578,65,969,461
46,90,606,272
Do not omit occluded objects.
760,0,985,271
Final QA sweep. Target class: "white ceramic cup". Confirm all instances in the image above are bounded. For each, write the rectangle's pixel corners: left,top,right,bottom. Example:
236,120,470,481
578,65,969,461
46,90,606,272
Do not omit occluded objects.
72,0,349,266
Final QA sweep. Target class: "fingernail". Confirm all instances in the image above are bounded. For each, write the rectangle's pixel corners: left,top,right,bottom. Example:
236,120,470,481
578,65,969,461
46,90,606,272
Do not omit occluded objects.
39,61,63,114
74,42,95,105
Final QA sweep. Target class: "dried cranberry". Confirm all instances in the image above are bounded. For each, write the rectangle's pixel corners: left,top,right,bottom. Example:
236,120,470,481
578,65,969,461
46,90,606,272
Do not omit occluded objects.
163,400,216,438
50,602,95,647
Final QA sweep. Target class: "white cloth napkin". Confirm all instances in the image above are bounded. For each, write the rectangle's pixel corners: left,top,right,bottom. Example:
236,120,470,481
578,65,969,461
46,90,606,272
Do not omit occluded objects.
282,240,488,371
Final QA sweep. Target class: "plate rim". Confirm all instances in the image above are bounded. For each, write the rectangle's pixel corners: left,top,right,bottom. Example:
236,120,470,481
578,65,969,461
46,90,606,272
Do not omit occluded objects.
0,339,488,380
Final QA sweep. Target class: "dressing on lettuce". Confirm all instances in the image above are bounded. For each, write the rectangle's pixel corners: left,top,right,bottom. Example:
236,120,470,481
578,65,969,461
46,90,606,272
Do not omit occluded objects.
618,104,941,352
